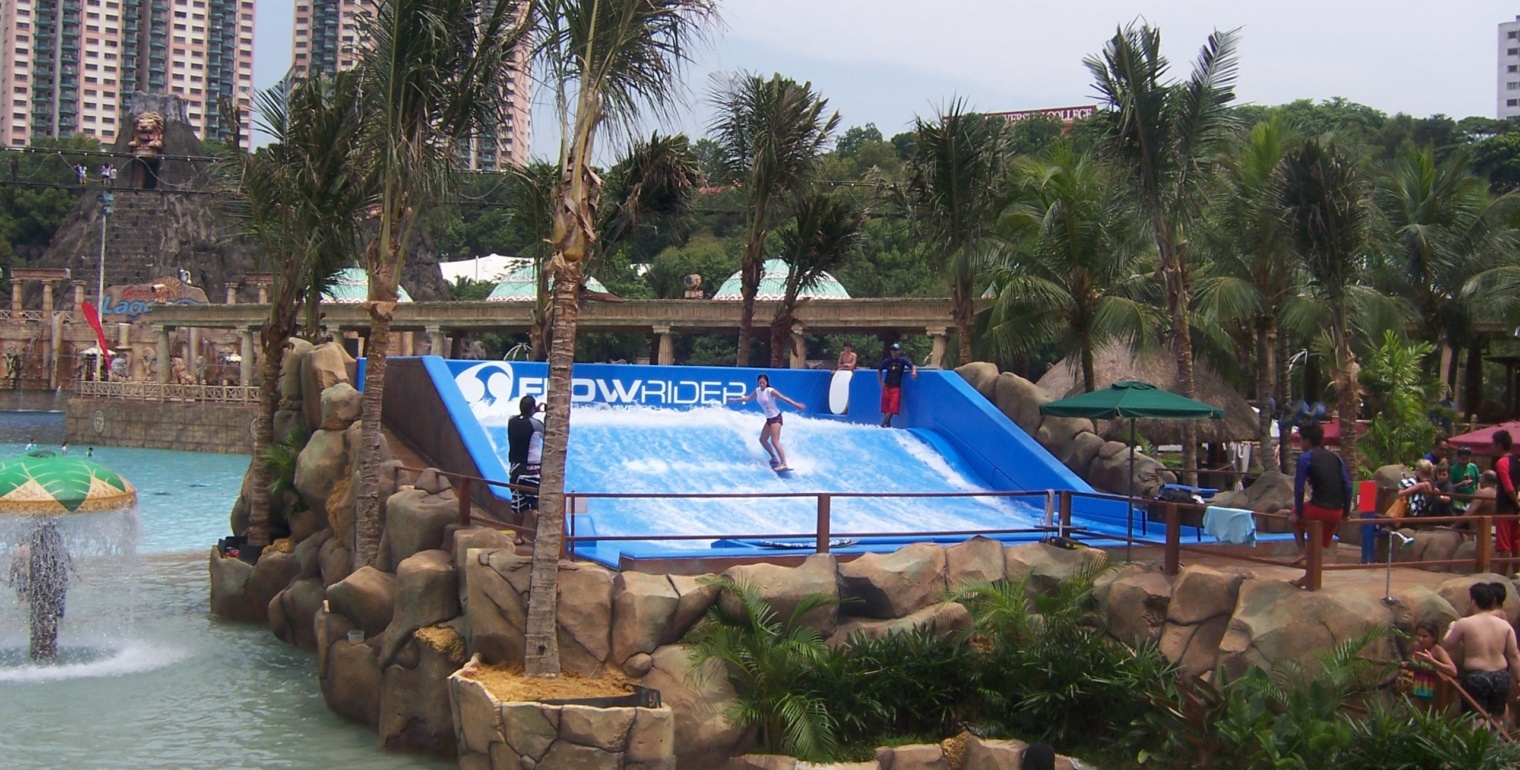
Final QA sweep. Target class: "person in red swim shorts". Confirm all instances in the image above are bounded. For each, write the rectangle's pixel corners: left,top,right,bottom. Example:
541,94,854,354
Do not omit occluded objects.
876,343,917,428
1494,430,1520,573
1289,422,1351,588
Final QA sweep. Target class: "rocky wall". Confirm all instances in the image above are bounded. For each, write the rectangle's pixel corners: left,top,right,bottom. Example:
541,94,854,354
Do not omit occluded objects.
450,659,677,770
66,396,256,453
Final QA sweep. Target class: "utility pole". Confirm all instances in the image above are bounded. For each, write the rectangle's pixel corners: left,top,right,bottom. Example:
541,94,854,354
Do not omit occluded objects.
95,191,113,380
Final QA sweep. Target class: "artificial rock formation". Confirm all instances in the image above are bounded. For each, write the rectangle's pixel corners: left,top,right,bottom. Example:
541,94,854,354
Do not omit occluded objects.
955,363,1176,498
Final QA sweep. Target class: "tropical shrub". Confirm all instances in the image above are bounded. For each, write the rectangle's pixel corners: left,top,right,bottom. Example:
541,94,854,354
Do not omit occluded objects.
952,564,1176,748
1358,331,1447,473
808,626,975,748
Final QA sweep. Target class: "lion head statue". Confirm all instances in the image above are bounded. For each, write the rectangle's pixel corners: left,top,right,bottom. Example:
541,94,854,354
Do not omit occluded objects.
127,112,166,156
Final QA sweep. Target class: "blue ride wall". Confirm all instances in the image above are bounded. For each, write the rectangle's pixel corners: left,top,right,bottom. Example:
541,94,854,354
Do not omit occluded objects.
391,357,1127,528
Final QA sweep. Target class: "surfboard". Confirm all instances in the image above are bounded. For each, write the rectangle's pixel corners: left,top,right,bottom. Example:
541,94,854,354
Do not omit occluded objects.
828,370,852,415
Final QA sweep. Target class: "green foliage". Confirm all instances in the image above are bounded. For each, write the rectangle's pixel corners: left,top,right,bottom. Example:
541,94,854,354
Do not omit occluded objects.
688,576,840,760
451,277,497,301
952,564,1175,748
644,234,740,299
260,426,310,501
808,626,974,748
1359,331,1445,473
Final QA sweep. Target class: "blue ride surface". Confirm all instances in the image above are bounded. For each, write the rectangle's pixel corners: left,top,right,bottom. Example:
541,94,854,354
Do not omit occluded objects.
397,357,1151,568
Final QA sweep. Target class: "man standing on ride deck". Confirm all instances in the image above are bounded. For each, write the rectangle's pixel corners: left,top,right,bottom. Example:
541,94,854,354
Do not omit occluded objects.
1495,430,1520,571
877,343,917,428
507,395,545,533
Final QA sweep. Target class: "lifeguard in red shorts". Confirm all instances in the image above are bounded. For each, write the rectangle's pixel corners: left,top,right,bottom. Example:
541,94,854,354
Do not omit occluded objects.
876,343,917,428
1289,422,1352,588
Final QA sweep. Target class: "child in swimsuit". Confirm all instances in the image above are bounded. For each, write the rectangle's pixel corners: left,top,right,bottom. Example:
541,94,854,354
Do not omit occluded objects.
1403,619,1456,709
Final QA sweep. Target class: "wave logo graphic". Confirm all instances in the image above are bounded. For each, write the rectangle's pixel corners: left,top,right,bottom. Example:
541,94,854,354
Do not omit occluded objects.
455,361,515,416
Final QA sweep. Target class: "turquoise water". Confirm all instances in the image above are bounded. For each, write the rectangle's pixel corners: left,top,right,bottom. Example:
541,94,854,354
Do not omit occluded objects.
0,411,444,770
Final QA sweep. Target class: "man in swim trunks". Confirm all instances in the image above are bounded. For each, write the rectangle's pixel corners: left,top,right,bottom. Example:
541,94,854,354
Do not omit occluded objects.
1442,581,1520,725
836,342,857,371
877,343,917,428
1289,422,1351,587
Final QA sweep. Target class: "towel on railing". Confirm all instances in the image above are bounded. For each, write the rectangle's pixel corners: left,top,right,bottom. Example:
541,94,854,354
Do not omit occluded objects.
1203,506,1257,546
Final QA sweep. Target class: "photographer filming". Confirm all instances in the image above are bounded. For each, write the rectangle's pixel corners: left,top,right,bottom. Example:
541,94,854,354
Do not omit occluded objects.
507,395,545,543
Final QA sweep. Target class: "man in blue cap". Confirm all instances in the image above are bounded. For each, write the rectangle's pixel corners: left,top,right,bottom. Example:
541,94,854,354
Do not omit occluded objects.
876,343,917,428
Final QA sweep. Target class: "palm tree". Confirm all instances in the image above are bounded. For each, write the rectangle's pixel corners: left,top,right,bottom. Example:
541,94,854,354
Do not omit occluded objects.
525,0,716,678
986,142,1158,392
899,101,1009,365
1280,139,1372,474
771,192,863,366
708,73,839,366
1372,146,1518,390
350,0,525,568
1085,23,1241,480
502,160,559,360
1198,116,1298,470
220,73,369,548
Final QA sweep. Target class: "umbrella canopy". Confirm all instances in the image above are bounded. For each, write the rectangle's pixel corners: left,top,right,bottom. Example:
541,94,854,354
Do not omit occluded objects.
1451,420,1520,454
0,451,138,515
1036,342,1254,442
1040,380,1225,421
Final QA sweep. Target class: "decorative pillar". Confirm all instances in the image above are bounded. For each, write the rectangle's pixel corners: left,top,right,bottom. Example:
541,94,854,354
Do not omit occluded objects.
48,311,63,389
72,280,86,312
355,333,366,358
116,322,131,349
187,327,202,382
256,283,269,304
41,281,54,317
927,327,948,369
9,278,20,314
401,331,415,356
654,326,675,366
156,326,172,383
789,323,807,369
239,328,254,386
425,325,444,357
225,283,239,305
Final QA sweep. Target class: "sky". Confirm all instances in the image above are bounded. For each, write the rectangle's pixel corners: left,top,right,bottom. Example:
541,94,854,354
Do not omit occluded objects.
252,0,1520,158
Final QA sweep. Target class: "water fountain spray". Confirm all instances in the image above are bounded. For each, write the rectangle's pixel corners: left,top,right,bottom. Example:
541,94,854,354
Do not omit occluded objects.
0,450,138,663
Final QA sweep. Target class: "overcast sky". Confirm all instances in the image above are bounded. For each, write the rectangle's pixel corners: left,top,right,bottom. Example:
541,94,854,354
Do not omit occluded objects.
252,0,1520,157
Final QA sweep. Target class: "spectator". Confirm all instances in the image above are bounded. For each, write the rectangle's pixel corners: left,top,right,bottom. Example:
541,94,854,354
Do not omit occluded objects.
1424,437,1453,466
1494,430,1520,569
1452,446,1482,512
74,163,87,185
1399,459,1449,518
836,342,857,371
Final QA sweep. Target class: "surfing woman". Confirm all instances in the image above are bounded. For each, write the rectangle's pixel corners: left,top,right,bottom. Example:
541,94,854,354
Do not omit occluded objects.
728,374,805,471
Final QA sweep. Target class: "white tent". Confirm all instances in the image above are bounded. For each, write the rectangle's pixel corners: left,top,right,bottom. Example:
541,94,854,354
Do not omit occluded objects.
440,254,527,285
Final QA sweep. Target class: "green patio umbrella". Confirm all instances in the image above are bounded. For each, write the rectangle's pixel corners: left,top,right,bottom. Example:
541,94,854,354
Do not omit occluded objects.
0,450,138,515
1040,380,1223,560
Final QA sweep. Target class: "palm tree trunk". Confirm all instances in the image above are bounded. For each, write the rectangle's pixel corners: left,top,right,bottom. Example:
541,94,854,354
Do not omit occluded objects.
247,330,284,548
1256,320,1275,474
525,266,579,679
737,224,764,367
354,286,396,567
953,271,973,364
1335,327,1361,477
1080,342,1096,393
1277,333,1292,472
1464,339,1484,419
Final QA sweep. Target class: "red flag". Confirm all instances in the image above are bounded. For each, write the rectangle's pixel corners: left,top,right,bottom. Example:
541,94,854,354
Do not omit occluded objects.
81,301,113,371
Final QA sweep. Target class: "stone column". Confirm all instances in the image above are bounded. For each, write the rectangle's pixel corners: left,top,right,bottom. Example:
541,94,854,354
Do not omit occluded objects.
187,327,202,382
425,325,444,357
116,322,130,349
256,283,269,304
41,281,54,317
927,327,948,369
9,279,20,314
654,326,675,366
72,281,86,312
225,283,238,305
355,333,367,358
239,328,254,386
788,323,807,369
156,326,172,383
401,331,415,356
48,311,63,389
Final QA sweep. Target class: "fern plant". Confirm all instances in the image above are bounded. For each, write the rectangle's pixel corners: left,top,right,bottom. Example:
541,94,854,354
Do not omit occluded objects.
260,426,310,499
687,576,840,761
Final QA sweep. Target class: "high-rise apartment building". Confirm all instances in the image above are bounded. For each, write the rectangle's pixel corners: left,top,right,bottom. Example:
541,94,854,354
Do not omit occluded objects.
1500,16,1520,120
0,0,254,147
290,0,531,169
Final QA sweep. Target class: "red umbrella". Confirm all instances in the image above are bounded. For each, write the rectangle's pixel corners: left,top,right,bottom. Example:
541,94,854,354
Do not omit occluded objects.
1450,421,1520,455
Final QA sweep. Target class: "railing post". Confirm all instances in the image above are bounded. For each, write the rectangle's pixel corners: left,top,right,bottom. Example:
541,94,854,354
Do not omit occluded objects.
1058,491,1072,539
816,494,831,554
562,493,574,560
456,475,471,526
1163,502,1181,577
1306,520,1324,591
1477,516,1493,574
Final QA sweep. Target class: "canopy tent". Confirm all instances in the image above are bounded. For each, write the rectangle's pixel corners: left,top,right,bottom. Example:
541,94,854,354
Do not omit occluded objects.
485,262,608,302
1450,420,1520,455
322,268,414,304
1041,381,1224,560
711,259,851,301
1035,341,1256,444
440,254,524,285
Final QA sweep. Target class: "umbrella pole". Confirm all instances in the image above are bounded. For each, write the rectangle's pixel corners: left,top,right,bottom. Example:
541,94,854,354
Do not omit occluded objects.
1127,418,1135,563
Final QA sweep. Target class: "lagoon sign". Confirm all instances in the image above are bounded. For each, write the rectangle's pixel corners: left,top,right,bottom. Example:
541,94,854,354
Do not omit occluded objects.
100,278,209,321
